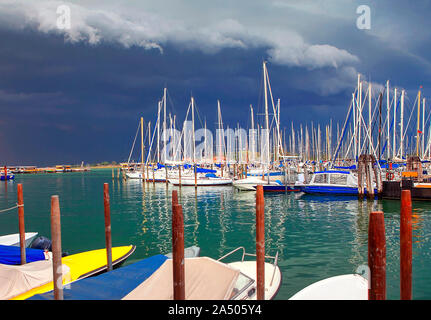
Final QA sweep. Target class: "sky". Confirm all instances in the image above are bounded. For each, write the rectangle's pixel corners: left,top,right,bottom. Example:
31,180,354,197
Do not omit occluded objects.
1,0,431,165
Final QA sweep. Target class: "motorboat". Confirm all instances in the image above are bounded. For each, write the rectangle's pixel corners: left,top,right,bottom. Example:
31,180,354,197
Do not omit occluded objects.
5,245,135,300
0,169,14,181
28,246,202,300
289,274,368,300
296,170,377,195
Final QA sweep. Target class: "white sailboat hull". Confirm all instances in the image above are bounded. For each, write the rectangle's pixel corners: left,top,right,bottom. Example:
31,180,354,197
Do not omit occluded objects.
168,177,232,186
0,232,38,247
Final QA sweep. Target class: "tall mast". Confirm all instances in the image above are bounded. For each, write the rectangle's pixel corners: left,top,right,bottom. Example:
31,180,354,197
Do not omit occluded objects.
263,61,270,183
416,88,422,156
141,117,144,166
393,88,397,159
191,96,196,164
163,88,167,164
204,119,207,164
386,80,390,160
250,104,255,163
378,92,383,161
358,76,362,158
157,101,161,163
217,100,224,164
400,90,405,158
368,83,372,152
423,97,426,158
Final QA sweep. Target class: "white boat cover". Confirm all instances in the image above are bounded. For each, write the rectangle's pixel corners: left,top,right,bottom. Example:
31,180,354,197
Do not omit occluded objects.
289,274,368,300
0,260,70,300
122,257,240,300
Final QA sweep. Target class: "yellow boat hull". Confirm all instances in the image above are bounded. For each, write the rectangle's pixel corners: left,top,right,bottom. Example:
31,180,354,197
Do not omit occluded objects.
11,245,135,300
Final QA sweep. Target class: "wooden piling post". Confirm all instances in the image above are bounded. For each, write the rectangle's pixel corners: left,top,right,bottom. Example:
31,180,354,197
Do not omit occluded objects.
103,183,113,272
172,195,185,300
165,165,168,186
17,184,26,265
256,185,265,300
400,190,412,300
112,168,114,180
366,155,374,199
50,195,63,300
178,165,182,188
368,211,386,300
172,190,178,207
358,156,364,198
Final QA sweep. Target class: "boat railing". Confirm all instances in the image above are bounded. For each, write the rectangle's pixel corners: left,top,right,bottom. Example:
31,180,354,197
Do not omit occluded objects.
217,246,279,286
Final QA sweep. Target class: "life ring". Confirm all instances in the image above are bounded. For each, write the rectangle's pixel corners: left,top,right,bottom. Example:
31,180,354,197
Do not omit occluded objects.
386,171,394,181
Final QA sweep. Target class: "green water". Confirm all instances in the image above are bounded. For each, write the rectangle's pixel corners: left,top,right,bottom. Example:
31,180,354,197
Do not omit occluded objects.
1,169,431,300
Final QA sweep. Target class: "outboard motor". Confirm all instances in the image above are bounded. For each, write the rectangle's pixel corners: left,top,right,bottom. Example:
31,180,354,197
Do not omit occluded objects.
30,236,52,251
30,236,69,257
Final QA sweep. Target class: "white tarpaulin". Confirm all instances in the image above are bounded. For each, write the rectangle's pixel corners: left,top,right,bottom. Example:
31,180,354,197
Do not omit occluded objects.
122,257,240,300
0,260,70,300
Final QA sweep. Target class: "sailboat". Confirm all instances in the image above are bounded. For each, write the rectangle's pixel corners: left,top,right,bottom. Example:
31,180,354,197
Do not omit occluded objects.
233,62,294,192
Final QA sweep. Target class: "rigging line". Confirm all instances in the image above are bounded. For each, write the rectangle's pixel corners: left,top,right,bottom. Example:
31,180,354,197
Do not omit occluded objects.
127,120,141,165
0,204,20,214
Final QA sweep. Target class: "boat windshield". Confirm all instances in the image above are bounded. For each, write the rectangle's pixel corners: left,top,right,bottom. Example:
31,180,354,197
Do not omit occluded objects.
313,173,329,184
229,272,254,300
329,174,348,185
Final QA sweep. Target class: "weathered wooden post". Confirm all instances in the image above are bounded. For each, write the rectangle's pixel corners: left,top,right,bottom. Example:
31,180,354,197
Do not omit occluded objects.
165,165,169,186
172,189,178,206
51,195,63,300
357,157,364,198
368,211,386,300
400,190,412,300
172,190,185,300
178,165,182,188
366,155,375,199
17,184,26,264
256,185,265,300
103,183,113,272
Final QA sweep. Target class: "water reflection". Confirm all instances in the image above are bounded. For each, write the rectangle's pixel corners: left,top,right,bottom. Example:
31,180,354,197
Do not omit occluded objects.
4,171,431,299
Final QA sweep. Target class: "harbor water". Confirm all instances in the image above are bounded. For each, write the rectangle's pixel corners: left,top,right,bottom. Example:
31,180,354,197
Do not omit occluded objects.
1,169,431,300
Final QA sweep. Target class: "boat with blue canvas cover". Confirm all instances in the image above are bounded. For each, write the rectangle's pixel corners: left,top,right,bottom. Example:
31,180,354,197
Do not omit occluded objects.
6,245,136,300
29,246,281,300
28,246,200,300
296,170,377,196
0,169,14,181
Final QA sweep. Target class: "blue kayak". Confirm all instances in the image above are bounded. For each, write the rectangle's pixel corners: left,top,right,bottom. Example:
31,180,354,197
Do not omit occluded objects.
0,245,46,265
